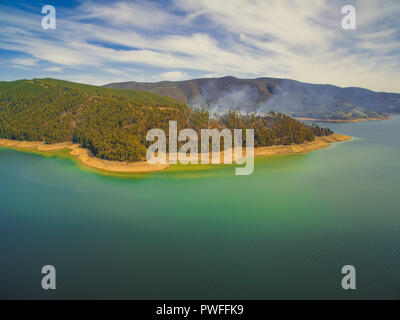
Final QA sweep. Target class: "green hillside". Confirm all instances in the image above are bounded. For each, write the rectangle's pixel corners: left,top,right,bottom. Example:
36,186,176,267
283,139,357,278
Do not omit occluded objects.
0,78,331,162
0,78,195,161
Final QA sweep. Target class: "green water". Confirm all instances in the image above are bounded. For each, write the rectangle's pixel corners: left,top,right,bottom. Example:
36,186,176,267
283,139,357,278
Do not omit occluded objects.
1,117,399,299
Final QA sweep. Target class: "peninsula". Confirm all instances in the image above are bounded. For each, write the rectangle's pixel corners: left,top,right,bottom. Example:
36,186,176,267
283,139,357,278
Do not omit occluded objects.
0,78,351,174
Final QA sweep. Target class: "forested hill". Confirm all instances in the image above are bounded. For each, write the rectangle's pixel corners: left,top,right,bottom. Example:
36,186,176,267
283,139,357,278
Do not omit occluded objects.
0,78,332,162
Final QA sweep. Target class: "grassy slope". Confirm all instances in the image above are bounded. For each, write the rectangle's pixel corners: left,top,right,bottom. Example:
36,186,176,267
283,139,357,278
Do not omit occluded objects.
0,78,185,107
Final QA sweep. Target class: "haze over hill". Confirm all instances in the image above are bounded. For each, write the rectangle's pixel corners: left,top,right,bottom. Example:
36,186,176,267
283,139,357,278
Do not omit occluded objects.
105,77,400,120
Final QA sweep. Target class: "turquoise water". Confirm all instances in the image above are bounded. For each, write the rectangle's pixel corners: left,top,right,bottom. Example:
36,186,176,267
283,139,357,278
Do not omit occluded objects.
1,117,399,299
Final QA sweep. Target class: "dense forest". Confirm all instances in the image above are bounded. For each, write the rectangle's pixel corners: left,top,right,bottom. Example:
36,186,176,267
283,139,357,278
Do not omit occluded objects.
0,79,333,162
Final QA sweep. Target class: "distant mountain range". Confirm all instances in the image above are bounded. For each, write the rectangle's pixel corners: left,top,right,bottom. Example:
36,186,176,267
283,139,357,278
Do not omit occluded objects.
105,76,400,120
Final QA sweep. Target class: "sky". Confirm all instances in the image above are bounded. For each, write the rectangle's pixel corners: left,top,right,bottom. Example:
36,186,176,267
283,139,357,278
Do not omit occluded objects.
0,0,399,92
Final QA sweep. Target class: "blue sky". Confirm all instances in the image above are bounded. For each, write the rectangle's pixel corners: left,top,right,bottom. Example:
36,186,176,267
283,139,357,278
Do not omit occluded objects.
0,0,399,92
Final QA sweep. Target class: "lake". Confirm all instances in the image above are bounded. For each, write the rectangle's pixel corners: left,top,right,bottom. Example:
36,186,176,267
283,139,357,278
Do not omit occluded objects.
0,116,399,299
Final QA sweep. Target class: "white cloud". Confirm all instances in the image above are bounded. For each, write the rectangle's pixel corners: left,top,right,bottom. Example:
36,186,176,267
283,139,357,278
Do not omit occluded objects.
0,1,400,92
174,0,400,92
76,1,175,30
12,58,38,66
44,67,62,72
158,71,191,81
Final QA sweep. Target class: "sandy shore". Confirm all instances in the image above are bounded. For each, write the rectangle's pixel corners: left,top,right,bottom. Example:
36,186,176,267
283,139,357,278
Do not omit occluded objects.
0,139,169,173
253,134,351,157
0,134,351,173
294,117,392,123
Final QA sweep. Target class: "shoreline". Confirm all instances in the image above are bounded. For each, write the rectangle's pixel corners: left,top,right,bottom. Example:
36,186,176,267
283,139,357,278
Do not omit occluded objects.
0,139,170,173
0,134,351,174
253,134,351,157
294,117,392,123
